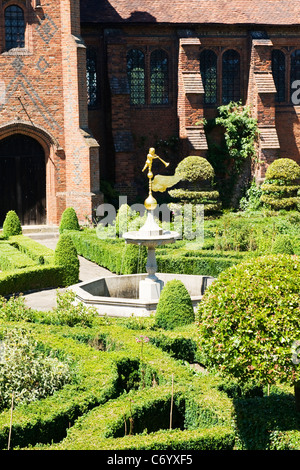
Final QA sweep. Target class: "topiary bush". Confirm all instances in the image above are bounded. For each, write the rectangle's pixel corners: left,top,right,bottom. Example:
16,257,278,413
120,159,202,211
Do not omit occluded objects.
59,207,80,234
169,156,221,214
2,210,22,237
260,158,300,211
155,279,195,330
54,234,79,286
197,254,300,409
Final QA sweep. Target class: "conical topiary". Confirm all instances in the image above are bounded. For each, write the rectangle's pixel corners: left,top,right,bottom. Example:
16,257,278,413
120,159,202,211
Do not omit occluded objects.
155,279,194,330
54,233,79,286
59,207,80,234
2,210,22,237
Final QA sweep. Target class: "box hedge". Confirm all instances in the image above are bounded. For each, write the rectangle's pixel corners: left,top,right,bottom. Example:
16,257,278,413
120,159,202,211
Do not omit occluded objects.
0,318,235,450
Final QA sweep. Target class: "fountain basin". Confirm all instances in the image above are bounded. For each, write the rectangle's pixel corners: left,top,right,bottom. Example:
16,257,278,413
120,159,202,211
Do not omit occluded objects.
69,273,215,317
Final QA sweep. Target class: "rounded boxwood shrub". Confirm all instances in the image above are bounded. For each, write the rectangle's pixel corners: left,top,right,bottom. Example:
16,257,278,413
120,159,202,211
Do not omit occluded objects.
169,156,221,213
260,158,300,211
59,207,80,234
155,279,194,330
54,234,79,286
2,210,22,237
197,254,300,408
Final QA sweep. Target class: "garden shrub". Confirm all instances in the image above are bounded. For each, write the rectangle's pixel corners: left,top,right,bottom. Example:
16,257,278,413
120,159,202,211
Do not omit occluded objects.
197,254,300,400
54,234,79,286
0,295,36,322
260,158,300,211
59,207,80,234
2,211,22,237
271,234,294,255
0,328,73,411
169,156,221,213
155,279,194,330
43,290,98,327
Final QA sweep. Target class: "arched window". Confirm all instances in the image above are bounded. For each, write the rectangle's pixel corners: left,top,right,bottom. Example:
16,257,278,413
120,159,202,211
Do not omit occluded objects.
291,50,300,102
5,5,25,50
127,49,145,105
86,47,98,107
200,50,217,104
150,49,169,105
222,49,241,104
272,50,286,103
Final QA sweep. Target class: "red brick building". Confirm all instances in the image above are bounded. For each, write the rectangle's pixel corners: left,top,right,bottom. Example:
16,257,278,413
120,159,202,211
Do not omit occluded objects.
0,1,300,225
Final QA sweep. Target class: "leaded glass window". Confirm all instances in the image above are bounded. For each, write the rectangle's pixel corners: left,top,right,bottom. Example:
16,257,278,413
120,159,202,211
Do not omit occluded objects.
5,5,25,50
291,49,300,103
222,49,241,104
272,50,286,103
86,48,98,107
127,49,145,105
200,49,217,104
150,49,169,105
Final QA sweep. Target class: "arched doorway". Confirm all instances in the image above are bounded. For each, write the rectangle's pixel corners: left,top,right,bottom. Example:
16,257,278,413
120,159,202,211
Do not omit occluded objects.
0,134,46,226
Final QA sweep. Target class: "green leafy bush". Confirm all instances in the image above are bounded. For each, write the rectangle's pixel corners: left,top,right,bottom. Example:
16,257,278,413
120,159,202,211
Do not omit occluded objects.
44,290,97,327
54,234,79,286
59,207,80,233
2,211,22,237
260,158,300,211
197,254,300,397
155,279,195,330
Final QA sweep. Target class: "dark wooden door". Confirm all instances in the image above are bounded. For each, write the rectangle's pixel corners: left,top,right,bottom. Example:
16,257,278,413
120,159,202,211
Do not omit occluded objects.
0,134,46,226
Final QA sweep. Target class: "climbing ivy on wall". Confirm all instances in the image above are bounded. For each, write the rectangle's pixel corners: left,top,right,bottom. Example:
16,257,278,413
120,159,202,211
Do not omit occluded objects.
203,102,259,207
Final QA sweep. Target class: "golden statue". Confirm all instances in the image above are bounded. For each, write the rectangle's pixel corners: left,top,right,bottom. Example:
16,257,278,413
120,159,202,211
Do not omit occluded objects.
143,148,169,210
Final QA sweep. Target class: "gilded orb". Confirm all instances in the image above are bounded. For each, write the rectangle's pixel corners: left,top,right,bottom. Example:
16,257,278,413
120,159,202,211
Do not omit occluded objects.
144,194,157,211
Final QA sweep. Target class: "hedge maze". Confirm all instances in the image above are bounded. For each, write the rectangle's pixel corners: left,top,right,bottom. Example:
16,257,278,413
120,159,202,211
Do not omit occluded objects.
0,318,235,450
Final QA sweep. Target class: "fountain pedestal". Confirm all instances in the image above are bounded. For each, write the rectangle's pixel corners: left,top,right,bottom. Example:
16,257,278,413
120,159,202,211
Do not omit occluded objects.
123,210,180,301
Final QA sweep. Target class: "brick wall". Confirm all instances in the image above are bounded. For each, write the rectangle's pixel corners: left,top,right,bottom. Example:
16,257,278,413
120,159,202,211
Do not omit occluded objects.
0,0,101,225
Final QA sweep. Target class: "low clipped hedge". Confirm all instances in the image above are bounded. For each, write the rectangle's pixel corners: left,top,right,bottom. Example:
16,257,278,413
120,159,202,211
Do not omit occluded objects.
156,251,251,278
68,230,146,274
0,265,64,296
0,243,36,271
67,229,249,278
51,386,234,450
0,234,77,295
9,235,55,265
0,318,235,450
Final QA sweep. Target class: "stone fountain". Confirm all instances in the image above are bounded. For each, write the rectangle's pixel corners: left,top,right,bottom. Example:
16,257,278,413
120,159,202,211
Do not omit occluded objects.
70,148,214,317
